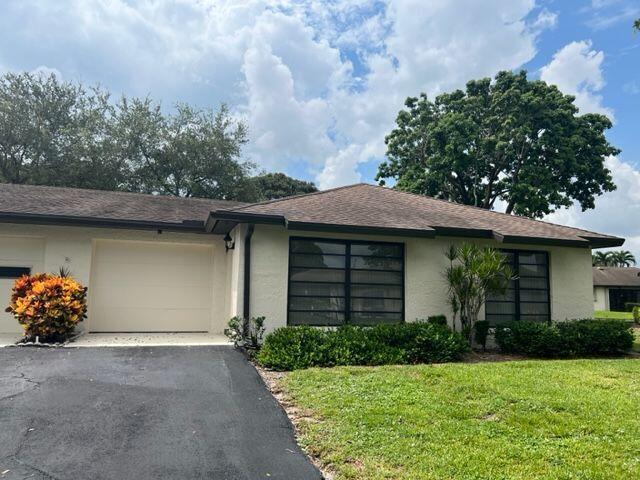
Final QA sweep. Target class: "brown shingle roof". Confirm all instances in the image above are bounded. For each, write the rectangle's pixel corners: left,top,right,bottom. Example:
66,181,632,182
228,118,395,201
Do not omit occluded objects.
0,183,244,230
593,267,640,287
212,183,623,248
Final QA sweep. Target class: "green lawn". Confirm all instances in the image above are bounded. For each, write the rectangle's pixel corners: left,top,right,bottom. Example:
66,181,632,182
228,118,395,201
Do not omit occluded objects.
282,360,640,480
595,310,633,320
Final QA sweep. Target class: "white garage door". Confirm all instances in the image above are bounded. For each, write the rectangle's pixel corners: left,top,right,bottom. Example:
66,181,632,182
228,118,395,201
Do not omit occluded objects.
90,240,214,332
0,237,45,333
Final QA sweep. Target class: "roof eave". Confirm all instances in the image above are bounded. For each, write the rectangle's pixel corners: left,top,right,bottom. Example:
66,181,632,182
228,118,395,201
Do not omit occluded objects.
285,220,436,238
0,212,207,233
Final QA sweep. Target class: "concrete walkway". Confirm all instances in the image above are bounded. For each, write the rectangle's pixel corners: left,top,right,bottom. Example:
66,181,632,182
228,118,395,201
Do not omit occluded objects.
69,332,232,347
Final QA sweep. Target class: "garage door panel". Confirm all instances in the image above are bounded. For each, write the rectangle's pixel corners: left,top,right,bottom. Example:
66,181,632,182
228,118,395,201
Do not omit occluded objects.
95,242,212,266
90,307,211,332
90,240,214,332
91,263,213,287
91,284,213,309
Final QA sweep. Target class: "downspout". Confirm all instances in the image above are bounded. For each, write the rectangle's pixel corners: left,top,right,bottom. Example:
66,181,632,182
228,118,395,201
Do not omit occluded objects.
243,224,255,319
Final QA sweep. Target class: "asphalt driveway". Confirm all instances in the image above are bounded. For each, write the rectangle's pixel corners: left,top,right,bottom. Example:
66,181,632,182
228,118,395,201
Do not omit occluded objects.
0,346,322,480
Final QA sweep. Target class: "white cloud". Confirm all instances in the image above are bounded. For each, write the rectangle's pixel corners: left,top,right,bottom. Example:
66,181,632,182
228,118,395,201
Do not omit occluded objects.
540,40,614,119
0,0,556,187
546,156,640,258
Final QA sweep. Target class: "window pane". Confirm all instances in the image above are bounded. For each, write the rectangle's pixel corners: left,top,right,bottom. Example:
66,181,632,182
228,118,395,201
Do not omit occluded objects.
350,256,403,271
519,277,548,290
519,264,548,278
520,302,549,315
351,270,403,285
350,312,402,325
289,282,345,297
289,296,345,311
350,285,403,299
290,268,345,283
350,243,403,257
487,289,516,302
290,240,346,255
519,290,549,302
518,252,547,265
290,253,345,269
519,314,548,322
350,298,403,312
486,314,517,324
289,311,345,326
0,266,30,278
485,302,516,315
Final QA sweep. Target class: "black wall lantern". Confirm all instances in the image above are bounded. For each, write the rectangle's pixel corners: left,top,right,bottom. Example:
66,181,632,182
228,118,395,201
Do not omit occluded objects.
223,233,235,251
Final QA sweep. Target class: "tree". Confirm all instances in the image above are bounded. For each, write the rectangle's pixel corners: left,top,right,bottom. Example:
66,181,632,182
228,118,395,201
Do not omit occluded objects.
634,18,639,32
444,243,514,338
113,99,255,200
592,250,636,267
0,72,119,189
250,172,317,201
377,70,619,218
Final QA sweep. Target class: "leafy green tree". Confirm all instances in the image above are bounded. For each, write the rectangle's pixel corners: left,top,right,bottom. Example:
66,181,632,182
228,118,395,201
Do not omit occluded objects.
0,72,119,189
250,172,317,200
634,18,639,32
445,243,515,338
592,250,636,267
113,99,255,200
377,70,619,218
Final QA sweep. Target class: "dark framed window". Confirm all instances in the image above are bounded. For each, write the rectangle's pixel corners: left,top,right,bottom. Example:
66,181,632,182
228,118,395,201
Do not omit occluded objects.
0,266,30,278
609,289,640,312
287,238,404,326
485,250,550,324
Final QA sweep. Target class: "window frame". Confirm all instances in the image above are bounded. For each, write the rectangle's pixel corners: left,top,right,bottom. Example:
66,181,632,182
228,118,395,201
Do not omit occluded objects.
287,237,405,326
0,266,31,279
485,249,551,324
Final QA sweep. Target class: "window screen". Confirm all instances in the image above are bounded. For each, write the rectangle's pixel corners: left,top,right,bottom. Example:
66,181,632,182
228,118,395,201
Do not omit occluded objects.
288,238,404,326
485,250,550,323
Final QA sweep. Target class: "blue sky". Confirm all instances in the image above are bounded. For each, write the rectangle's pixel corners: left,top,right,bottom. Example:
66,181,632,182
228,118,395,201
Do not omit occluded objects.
0,0,639,254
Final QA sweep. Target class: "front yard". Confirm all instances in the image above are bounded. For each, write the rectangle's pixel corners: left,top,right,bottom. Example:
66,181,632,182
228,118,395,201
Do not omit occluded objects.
281,359,640,480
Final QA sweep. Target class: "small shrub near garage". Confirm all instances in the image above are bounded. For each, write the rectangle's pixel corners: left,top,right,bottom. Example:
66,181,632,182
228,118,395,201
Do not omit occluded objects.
256,320,469,371
5,270,87,342
494,319,634,358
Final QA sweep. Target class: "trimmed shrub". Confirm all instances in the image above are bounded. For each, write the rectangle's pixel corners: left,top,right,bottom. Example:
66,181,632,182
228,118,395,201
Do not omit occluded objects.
5,272,87,341
494,319,633,358
426,314,447,327
256,322,469,371
633,306,640,325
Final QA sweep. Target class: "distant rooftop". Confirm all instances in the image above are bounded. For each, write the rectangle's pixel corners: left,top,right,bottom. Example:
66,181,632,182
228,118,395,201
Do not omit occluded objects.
593,267,640,287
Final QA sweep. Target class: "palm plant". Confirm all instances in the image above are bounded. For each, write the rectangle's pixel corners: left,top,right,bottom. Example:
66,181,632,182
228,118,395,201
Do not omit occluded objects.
445,244,515,339
592,250,636,267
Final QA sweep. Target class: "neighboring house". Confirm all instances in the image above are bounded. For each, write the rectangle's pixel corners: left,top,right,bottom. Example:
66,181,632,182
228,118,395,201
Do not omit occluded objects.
0,183,623,335
593,266,640,311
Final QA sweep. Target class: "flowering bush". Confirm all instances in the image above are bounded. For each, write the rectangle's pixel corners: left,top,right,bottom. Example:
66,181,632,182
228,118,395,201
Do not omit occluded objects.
5,272,87,341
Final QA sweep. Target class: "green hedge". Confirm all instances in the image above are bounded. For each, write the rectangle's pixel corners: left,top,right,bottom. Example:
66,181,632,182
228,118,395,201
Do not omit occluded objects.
256,322,470,371
494,319,634,358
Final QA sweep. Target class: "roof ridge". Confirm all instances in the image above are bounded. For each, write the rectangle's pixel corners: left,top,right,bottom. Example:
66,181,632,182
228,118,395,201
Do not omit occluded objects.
224,183,369,212
0,182,245,206
364,183,617,239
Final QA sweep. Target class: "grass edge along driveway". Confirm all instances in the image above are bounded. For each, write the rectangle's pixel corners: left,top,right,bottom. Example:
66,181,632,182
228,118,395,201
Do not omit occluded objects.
280,359,640,480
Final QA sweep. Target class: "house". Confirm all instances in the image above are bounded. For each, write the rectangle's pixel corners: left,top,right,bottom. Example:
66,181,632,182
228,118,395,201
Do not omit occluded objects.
593,266,640,312
0,182,624,335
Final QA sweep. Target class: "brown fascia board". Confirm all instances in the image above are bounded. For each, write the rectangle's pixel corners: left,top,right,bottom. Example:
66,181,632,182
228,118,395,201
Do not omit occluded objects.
285,220,436,238
493,231,593,248
206,210,285,233
579,235,625,248
0,212,206,233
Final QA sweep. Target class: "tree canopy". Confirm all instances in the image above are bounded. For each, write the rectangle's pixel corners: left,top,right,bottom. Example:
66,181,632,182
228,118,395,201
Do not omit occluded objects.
377,70,619,218
592,250,636,268
250,172,317,201
0,72,310,203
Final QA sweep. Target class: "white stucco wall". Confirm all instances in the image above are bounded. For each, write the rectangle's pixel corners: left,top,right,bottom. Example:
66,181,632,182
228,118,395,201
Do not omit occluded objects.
248,224,595,332
593,286,609,311
0,223,230,334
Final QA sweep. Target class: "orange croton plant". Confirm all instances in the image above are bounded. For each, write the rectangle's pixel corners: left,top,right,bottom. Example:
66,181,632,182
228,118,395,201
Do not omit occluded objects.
5,272,88,340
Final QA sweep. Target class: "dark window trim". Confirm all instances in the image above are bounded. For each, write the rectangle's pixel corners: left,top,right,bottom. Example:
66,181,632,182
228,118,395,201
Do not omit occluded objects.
486,249,551,324
287,237,405,326
0,266,31,279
